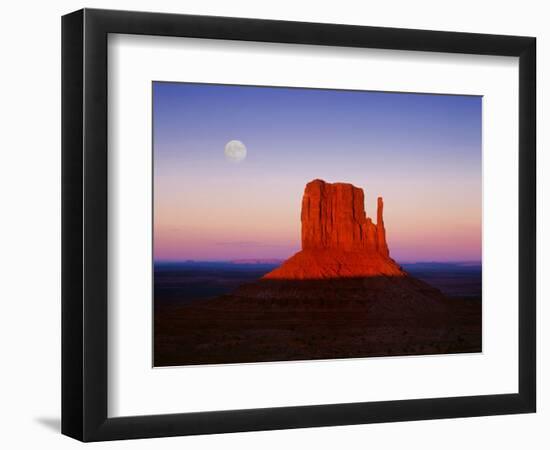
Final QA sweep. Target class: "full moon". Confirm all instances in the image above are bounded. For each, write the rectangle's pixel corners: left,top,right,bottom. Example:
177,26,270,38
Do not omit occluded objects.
224,140,247,162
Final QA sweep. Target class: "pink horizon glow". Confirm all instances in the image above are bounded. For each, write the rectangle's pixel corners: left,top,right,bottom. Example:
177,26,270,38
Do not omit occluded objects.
154,175,481,263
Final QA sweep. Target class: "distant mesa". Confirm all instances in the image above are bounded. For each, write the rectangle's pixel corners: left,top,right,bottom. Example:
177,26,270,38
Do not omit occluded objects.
230,258,285,265
264,179,405,280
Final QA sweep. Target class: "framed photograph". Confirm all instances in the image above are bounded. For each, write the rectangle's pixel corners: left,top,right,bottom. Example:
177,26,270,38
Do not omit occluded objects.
62,8,536,441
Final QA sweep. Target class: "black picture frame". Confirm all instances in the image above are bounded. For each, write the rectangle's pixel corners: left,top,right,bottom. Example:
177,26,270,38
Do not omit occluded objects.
62,8,536,442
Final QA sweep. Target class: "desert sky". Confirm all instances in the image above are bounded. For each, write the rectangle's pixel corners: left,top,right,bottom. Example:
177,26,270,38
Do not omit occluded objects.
153,82,481,263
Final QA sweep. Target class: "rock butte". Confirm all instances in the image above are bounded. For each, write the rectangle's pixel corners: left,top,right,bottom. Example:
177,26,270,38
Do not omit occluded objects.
264,179,406,280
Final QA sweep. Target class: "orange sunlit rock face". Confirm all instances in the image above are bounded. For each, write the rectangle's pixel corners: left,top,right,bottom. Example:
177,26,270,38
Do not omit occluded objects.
264,179,404,279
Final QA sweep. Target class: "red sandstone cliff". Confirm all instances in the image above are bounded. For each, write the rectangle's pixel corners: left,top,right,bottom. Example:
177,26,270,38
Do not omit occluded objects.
264,179,404,279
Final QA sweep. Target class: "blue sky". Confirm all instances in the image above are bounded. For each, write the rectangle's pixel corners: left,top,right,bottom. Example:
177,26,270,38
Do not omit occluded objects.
153,82,482,262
